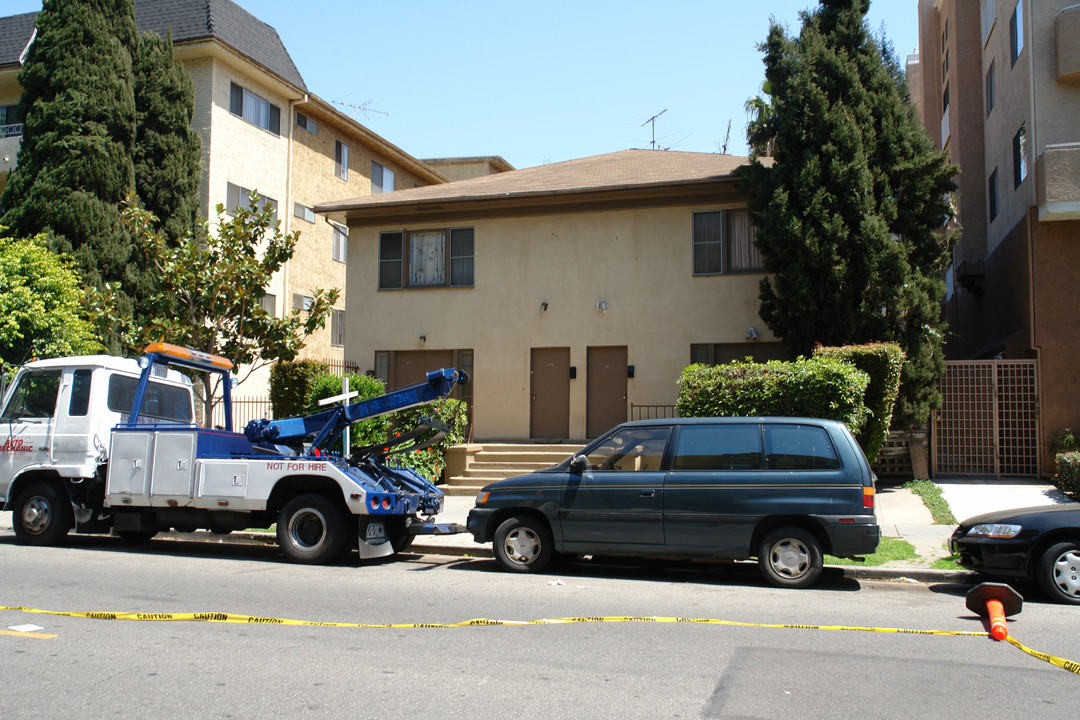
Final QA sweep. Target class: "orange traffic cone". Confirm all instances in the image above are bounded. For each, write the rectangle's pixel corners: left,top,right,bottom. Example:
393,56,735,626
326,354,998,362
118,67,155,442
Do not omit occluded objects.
965,582,1023,641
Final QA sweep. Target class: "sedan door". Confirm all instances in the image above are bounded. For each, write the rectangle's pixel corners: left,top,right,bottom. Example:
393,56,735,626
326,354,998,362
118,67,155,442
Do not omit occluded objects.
559,425,671,546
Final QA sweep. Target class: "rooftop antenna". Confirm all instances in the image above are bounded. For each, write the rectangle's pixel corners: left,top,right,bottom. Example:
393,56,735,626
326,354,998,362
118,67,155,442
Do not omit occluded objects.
720,119,732,155
332,99,388,122
642,109,667,150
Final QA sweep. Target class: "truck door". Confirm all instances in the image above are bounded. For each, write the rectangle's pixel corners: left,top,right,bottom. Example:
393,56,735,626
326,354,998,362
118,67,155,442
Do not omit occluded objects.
0,369,62,499
49,369,96,471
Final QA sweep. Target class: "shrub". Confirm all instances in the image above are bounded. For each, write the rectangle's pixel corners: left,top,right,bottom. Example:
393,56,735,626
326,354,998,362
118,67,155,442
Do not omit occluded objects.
676,357,870,435
1055,452,1080,500
269,360,326,419
386,399,469,484
308,372,388,449
813,343,905,463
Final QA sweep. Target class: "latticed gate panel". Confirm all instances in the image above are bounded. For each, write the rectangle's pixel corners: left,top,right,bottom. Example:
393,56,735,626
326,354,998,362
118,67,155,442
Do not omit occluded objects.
933,360,1039,478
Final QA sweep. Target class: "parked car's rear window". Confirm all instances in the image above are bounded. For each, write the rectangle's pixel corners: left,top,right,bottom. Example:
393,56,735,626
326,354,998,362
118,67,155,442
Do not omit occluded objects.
672,424,763,471
764,424,840,470
584,426,670,471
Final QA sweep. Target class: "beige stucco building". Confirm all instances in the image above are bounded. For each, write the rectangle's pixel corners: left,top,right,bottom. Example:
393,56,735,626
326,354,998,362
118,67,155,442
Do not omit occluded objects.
914,0,1080,469
0,0,447,386
319,150,785,441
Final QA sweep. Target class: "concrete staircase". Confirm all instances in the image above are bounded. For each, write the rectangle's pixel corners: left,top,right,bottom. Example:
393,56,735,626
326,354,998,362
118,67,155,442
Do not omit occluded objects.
442,443,583,497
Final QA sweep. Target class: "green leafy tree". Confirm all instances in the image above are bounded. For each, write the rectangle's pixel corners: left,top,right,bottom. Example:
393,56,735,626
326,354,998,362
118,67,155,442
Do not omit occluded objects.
735,0,957,428
0,232,100,372
119,196,339,426
132,30,201,247
0,0,139,348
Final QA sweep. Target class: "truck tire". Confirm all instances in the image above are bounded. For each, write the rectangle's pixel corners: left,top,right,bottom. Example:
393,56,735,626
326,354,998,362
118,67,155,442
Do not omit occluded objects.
757,526,824,589
493,515,554,573
277,494,348,564
12,481,74,546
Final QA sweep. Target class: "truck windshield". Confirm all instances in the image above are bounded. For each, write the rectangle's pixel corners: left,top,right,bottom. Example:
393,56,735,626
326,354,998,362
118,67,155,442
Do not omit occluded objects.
107,375,193,424
0,370,62,421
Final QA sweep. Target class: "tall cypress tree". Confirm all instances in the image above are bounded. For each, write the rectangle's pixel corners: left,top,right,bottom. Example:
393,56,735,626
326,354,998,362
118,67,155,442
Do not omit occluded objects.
736,0,957,428
133,30,201,247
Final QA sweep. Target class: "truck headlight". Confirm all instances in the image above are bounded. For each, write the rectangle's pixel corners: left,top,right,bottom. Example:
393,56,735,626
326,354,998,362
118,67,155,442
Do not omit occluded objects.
967,523,1022,538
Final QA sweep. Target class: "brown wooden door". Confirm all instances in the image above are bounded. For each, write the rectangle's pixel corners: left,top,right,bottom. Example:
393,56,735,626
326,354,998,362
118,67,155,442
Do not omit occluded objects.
587,346,627,438
393,350,454,389
530,347,570,439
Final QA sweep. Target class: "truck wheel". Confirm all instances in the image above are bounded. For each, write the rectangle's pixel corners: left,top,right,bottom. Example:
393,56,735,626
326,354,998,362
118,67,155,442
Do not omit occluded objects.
386,519,415,553
13,481,74,546
758,526,823,589
1036,541,1080,605
493,515,553,573
277,494,348,564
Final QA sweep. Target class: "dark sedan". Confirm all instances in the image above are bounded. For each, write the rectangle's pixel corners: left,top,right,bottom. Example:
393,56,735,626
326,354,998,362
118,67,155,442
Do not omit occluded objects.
950,503,1080,604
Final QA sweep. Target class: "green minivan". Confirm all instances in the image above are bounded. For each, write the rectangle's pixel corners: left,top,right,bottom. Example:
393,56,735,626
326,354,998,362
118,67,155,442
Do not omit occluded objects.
467,417,880,588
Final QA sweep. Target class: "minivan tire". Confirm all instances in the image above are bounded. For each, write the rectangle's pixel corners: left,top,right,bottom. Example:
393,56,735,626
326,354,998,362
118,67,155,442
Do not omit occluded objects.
493,515,554,573
758,526,824,589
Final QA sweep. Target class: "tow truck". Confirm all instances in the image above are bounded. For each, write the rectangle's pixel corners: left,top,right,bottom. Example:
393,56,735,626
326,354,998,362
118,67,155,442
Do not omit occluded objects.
0,343,467,564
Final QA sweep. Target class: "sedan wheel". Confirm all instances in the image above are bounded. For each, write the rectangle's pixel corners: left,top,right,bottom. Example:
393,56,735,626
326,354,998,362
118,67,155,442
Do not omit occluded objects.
1037,541,1080,605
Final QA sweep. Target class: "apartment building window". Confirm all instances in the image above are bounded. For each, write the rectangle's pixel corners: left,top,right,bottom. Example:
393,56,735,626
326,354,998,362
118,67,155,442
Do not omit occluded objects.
260,293,276,316
1010,0,1024,67
378,228,475,289
334,140,349,180
1013,123,1028,187
985,60,996,117
295,111,317,135
332,224,348,263
941,18,948,50
294,202,315,223
371,161,394,194
982,0,997,46
0,104,20,137
226,182,277,221
330,309,345,347
988,169,999,221
292,293,314,312
942,50,949,83
942,83,950,115
229,82,280,135
693,210,763,275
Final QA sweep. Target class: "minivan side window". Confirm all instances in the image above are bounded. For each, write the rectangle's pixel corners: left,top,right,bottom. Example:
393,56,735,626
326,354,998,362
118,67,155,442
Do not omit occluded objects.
672,424,763,471
584,427,671,471
764,424,840,470
0,370,62,421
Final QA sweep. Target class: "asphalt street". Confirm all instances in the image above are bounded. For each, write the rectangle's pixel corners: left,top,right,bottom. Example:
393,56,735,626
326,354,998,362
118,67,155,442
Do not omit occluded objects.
2,533,1077,719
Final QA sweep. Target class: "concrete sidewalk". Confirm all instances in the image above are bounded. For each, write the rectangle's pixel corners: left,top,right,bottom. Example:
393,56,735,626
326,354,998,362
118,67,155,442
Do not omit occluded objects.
1,478,1072,582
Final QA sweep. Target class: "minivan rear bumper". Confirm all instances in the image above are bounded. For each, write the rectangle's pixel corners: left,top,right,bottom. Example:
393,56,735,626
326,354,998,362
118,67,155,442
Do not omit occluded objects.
820,517,881,556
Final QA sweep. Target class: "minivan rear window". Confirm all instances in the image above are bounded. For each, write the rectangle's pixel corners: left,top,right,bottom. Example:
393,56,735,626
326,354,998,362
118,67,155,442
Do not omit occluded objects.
107,375,193,424
672,424,763,471
764,424,840,470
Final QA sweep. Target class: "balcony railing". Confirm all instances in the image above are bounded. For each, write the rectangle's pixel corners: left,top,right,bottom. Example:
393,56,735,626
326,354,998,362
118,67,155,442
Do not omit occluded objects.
0,123,23,138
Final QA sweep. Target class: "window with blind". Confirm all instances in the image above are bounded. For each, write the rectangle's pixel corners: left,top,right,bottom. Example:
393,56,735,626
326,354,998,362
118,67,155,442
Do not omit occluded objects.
226,182,277,221
693,209,764,275
229,82,280,135
378,228,474,289
372,161,394,193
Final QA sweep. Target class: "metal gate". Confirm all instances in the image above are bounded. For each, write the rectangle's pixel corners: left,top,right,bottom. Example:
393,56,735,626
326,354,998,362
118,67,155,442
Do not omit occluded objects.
932,360,1040,478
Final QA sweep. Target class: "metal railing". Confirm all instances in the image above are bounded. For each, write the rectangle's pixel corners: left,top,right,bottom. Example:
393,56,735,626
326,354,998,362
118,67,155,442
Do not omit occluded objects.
630,404,678,421
0,123,22,138
210,395,272,430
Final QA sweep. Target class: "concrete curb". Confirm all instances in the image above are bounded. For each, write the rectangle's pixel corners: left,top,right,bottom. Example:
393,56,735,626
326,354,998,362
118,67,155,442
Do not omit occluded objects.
151,530,976,585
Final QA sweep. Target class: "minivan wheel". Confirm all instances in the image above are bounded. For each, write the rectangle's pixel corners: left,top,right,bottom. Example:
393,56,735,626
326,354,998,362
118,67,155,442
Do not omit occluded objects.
1036,541,1080,605
493,515,553,573
758,526,823,589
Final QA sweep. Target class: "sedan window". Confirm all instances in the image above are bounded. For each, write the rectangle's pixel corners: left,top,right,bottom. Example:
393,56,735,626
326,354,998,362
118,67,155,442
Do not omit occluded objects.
584,427,671,471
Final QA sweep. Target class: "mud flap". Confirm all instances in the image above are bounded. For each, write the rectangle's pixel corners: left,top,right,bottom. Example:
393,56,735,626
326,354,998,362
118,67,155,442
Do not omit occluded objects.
357,517,394,560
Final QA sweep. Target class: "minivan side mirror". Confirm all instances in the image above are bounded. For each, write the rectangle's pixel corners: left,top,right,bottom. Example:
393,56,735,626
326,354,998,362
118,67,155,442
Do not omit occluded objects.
569,455,587,473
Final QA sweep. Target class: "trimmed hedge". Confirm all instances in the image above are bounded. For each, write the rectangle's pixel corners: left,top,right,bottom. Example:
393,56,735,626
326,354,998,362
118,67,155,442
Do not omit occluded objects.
813,343,905,463
1055,452,1080,500
676,357,870,434
269,360,326,419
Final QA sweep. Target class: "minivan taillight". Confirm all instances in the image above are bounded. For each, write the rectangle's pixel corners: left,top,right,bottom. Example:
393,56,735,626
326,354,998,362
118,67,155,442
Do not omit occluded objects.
863,486,875,509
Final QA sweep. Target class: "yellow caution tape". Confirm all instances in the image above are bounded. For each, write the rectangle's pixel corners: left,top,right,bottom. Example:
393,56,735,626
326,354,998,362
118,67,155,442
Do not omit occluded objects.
2,604,1076,675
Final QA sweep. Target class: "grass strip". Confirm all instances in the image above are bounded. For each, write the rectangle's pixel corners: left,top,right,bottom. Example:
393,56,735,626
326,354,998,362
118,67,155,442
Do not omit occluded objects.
825,536,917,566
902,478,956,525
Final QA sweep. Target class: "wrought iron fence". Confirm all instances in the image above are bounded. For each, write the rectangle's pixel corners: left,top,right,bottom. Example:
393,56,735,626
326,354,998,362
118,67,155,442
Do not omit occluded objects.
630,404,678,421
210,396,272,430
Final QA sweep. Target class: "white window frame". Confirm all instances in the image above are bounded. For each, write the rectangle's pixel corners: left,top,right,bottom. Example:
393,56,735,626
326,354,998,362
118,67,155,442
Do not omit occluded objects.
230,82,280,135
332,224,348,264
371,161,394,194
335,140,349,180
330,309,345,347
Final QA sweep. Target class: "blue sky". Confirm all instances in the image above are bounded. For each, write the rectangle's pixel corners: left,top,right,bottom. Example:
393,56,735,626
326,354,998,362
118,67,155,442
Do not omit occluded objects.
6,1,920,169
